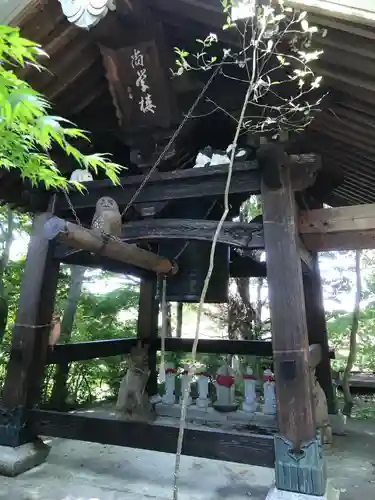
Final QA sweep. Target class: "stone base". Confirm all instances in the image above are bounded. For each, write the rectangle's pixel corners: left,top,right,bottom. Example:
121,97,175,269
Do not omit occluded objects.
155,403,277,430
329,412,347,436
266,481,340,500
0,438,50,477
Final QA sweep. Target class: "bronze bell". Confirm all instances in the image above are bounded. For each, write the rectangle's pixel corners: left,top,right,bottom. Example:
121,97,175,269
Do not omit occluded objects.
158,200,229,303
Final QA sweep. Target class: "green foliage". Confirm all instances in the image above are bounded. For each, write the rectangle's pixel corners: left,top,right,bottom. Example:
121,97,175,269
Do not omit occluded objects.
0,25,124,190
0,205,140,405
44,282,140,405
172,1,326,136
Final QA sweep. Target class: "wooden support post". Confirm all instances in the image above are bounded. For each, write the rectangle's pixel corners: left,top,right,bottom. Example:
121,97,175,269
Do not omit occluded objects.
176,302,183,338
0,209,60,447
137,278,159,398
261,159,326,496
304,254,338,415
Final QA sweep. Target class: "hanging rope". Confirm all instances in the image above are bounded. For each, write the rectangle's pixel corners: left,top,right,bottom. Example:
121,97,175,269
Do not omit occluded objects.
172,84,253,500
159,275,168,384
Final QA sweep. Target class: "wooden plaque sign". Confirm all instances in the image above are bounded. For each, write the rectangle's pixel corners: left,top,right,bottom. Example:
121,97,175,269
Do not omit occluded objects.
100,40,177,132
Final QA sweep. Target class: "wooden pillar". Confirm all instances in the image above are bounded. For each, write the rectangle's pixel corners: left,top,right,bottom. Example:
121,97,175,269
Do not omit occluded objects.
304,256,338,415
137,278,159,397
176,302,183,338
0,209,60,447
261,154,326,496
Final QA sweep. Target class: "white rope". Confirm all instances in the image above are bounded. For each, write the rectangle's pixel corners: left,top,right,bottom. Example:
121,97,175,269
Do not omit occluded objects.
172,84,254,500
159,276,168,384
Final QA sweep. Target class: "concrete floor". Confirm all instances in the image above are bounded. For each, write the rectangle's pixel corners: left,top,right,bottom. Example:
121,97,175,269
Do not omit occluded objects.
0,419,374,500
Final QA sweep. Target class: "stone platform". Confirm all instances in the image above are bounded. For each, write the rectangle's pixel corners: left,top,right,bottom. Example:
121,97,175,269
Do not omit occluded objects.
0,436,275,500
155,403,278,431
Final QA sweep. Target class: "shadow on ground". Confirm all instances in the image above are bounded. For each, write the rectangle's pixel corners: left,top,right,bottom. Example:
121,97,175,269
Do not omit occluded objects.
0,417,374,499
327,418,375,500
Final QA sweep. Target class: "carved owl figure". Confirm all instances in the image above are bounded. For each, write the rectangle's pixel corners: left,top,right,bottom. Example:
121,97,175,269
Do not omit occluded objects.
91,196,122,237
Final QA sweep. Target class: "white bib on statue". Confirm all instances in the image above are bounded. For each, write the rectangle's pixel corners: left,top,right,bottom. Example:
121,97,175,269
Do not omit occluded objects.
59,0,116,30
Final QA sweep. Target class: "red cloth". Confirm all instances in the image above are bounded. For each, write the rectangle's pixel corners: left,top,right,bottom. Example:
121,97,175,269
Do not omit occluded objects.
264,375,275,382
165,368,177,374
216,375,234,388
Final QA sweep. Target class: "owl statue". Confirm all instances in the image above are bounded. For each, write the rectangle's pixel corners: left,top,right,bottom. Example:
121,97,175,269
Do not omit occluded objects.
91,196,122,238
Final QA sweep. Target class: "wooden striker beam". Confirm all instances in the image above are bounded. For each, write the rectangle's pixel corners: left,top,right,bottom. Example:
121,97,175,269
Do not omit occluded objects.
44,216,177,275
300,203,375,251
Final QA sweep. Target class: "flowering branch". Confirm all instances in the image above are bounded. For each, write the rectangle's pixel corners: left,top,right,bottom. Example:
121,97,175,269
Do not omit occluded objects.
173,0,327,139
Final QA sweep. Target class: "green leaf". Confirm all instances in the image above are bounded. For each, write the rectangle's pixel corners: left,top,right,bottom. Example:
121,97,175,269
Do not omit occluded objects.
0,24,124,190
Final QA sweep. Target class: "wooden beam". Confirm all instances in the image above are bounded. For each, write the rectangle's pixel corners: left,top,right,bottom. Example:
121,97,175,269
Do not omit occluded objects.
147,0,225,30
46,336,333,365
55,244,266,279
261,165,316,449
27,410,275,468
121,219,264,249
46,338,275,364
55,161,261,217
44,217,176,275
54,244,153,279
300,204,375,251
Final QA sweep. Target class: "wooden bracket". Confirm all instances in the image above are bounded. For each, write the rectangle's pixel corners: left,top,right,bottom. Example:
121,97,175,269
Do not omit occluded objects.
257,144,321,192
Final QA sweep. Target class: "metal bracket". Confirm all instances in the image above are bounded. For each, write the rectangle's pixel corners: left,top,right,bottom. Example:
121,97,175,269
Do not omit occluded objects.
0,406,31,447
274,433,326,496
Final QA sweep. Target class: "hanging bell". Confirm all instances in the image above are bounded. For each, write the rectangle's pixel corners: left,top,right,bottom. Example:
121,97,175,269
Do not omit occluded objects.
158,200,229,303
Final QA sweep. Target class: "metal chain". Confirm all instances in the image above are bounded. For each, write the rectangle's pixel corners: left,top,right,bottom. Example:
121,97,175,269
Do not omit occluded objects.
62,189,84,228
120,62,224,219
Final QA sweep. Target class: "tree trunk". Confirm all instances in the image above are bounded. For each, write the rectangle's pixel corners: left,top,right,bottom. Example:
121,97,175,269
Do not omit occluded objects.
342,250,361,417
50,265,86,409
166,302,172,337
176,302,183,338
0,208,14,343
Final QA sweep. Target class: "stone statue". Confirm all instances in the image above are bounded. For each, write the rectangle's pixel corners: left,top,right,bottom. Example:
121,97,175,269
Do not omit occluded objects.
213,363,237,412
263,369,276,415
91,196,122,238
58,0,116,30
116,341,155,422
311,367,332,444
